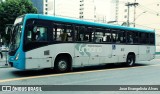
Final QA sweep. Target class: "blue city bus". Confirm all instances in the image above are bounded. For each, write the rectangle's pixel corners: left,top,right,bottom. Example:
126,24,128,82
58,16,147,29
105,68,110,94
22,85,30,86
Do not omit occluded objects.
8,14,155,72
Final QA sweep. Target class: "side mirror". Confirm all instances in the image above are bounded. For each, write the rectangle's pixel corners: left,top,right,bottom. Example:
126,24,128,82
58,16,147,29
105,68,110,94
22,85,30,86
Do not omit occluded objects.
5,24,13,35
5,27,9,34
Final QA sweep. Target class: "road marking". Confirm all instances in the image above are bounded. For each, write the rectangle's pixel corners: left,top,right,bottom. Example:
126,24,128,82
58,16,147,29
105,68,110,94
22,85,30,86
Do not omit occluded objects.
1,64,160,83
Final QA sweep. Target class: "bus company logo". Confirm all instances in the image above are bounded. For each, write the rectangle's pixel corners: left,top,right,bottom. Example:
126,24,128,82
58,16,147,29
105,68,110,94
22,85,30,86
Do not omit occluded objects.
75,44,102,56
2,86,12,91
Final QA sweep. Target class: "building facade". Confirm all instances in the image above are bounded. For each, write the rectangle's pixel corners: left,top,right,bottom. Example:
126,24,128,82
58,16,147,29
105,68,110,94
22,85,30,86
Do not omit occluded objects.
31,0,53,15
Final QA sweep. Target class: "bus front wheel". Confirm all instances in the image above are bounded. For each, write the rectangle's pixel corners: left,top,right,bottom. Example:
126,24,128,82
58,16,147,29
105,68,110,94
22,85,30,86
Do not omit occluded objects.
54,56,70,73
125,54,135,67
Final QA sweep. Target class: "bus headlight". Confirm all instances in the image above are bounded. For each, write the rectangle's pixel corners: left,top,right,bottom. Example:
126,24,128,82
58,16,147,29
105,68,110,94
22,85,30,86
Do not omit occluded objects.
15,53,20,60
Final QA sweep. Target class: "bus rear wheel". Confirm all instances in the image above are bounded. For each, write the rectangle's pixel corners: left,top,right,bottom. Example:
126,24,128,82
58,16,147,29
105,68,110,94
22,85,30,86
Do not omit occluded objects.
54,56,70,73
125,54,135,67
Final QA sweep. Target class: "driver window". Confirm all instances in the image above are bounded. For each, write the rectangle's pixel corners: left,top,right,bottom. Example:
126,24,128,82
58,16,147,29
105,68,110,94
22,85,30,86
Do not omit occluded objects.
26,26,48,42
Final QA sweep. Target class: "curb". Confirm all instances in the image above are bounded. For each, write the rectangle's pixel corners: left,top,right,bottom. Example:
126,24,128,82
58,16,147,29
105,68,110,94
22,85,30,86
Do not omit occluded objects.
0,66,11,68
0,64,11,68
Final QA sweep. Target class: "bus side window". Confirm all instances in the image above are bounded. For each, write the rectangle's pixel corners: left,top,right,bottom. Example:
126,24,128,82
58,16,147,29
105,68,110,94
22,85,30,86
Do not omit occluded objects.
150,33,155,45
127,31,133,44
133,32,139,44
35,27,48,42
95,29,104,43
139,32,147,44
75,26,93,42
112,31,117,43
26,31,32,42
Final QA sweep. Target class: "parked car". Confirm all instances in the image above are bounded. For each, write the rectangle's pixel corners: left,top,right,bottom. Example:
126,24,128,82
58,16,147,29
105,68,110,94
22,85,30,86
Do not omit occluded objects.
0,45,9,52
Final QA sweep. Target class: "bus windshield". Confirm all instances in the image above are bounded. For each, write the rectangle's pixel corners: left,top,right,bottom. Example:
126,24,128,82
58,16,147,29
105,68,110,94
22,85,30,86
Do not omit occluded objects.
10,24,22,52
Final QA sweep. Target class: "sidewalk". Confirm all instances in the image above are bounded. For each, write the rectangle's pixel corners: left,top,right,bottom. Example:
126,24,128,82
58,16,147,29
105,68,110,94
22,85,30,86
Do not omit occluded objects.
0,55,10,68
0,59,10,68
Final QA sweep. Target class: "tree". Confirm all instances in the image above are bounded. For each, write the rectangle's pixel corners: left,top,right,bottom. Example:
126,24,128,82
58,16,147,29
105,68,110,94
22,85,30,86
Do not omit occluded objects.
0,0,37,44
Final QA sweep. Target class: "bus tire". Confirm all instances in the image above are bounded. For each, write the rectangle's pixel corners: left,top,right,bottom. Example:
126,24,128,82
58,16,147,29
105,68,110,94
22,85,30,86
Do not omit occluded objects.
54,56,70,73
125,54,135,67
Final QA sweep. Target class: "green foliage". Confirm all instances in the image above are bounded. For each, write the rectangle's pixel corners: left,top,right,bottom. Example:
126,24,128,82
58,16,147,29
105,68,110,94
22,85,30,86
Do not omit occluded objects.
0,0,37,44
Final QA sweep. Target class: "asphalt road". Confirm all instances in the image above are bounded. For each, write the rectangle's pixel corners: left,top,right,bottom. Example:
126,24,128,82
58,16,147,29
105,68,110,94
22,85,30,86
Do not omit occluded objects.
0,57,160,94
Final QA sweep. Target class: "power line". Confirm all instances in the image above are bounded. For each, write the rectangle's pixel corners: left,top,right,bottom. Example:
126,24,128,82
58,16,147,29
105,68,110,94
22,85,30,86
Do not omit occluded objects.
137,4,160,16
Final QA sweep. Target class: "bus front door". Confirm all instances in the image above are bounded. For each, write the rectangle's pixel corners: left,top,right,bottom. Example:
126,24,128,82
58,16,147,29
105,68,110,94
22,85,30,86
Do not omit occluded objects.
25,49,52,69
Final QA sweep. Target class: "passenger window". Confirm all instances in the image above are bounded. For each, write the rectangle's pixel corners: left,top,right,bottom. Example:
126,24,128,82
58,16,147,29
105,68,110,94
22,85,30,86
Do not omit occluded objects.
75,26,94,42
133,32,139,44
112,30,120,43
139,32,149,44
35,27,47,41
150,33,155,45
95,28,104,43
104,29,111,43
118,30,126,43
53,23,73,42
127,31,134,44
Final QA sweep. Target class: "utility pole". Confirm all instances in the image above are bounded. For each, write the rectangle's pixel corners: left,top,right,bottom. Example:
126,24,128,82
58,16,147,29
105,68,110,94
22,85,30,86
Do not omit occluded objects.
53,0,55,16
115,0,119,24
93,0,96,22
133,0,138,27
125,1,139,27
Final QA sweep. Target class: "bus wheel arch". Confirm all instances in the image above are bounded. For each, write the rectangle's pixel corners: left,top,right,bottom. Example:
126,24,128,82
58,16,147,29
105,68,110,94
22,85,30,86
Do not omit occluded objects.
126,52,136,67
54,53,72,72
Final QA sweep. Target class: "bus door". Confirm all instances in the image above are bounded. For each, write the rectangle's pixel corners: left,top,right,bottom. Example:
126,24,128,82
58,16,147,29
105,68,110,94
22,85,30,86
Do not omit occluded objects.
25,20,52,69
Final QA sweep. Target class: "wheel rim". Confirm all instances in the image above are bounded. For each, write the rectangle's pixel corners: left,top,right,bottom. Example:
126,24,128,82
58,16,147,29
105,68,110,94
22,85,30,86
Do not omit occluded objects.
58,60,67,71
128,57,133,66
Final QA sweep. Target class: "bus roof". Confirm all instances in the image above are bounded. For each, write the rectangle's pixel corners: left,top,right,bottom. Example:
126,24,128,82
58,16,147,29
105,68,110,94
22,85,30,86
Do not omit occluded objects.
24,14,155,33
